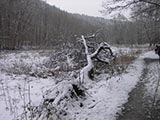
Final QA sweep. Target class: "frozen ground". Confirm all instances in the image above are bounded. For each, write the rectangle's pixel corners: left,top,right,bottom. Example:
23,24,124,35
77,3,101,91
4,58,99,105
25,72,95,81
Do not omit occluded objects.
75,54,144,120
0,48,154,120
118,51,160,120
0,51,53,120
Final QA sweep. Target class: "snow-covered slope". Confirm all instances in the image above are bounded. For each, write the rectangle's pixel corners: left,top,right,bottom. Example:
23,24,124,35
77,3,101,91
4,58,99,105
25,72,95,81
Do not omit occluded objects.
0,49,154,120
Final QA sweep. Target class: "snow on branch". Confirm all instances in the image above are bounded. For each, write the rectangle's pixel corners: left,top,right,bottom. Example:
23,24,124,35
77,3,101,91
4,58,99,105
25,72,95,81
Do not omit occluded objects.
83,28,104,39
79,33,114,84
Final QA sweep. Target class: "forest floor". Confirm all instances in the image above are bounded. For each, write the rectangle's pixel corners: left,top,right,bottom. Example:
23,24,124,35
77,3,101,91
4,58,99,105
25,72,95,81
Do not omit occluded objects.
117,51,160,120
0,47,159,120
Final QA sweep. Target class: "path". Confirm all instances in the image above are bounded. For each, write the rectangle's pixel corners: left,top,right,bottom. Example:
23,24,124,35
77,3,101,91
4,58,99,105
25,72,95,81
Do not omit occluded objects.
117,55,160,120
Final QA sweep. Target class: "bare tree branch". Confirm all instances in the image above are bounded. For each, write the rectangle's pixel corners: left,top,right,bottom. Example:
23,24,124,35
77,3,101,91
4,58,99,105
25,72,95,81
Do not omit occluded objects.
102,0,160,15
139,0,160,7
79,34,114,83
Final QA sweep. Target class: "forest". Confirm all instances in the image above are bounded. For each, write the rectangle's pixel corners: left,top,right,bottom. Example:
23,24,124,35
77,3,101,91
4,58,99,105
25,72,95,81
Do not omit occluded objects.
0,0,160,120
0,0,160,50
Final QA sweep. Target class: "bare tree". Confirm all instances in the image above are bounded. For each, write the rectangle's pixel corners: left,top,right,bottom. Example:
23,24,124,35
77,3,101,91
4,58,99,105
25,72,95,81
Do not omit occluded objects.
102,0,160,15
78,33,114,84
102,0,160,45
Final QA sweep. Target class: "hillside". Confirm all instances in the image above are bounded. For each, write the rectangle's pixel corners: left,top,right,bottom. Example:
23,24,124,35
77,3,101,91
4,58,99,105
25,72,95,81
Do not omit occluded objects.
0,0,154,50
0,0,111,50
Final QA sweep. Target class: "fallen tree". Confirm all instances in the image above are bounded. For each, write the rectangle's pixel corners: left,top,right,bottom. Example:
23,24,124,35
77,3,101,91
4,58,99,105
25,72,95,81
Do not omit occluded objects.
28,32,115,120
79,33,114,84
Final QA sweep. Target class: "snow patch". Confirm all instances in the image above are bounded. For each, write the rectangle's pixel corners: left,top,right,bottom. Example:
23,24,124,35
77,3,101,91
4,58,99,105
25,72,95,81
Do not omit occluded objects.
140,51,159,59
76,56,144,120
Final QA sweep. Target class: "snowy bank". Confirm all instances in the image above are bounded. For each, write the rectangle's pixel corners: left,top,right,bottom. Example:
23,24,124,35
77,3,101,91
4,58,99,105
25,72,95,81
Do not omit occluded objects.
140,51,159,59
76,54,145,120
0,49,152,120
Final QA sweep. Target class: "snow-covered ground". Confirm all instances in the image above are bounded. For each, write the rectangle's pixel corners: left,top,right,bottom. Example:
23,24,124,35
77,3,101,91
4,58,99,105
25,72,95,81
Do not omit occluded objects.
75,56,144,120
141,51,160,102
116,51,160,120
0,48,153,120
140,51,159,59
0,51,52,120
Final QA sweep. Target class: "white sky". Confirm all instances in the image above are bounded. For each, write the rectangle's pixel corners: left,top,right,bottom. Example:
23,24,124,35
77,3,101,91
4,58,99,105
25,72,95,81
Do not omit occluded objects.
45,0,104,17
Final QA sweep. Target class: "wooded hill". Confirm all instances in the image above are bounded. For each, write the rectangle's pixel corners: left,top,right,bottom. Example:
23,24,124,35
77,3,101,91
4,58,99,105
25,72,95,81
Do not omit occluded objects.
0,0,159,50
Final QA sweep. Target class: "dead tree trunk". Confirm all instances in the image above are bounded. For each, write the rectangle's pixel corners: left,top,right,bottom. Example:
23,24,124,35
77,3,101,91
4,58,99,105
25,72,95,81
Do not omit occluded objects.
79,35,114,84
80,35,94,83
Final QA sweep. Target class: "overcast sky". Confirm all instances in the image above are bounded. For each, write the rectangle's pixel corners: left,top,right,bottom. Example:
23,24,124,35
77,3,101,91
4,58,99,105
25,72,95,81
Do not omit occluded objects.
46,0,104,17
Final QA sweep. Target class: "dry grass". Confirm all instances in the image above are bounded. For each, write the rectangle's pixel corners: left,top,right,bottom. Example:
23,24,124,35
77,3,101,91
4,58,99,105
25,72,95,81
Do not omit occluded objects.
113,50,142,65
113,55,136,65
